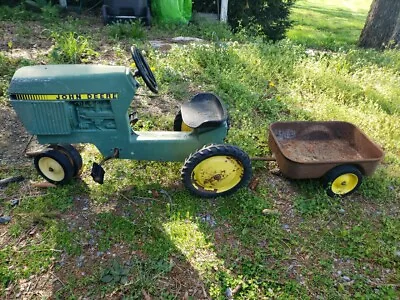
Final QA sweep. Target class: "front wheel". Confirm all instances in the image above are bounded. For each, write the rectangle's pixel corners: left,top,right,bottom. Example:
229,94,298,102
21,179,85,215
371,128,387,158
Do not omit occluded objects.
181,144,252,198
50,144,83,177
323,165,363,197
34,149,75,185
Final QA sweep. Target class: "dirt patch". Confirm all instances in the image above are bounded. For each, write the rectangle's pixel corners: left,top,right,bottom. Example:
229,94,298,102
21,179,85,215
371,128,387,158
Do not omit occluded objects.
255,162,301,226
0,21,52,52
134,91,182,118
4,269,55,299
0,105,37,166
156,258,210,299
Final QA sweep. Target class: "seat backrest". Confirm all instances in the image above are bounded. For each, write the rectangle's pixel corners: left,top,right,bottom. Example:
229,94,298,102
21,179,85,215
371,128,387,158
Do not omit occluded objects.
104,0,148,16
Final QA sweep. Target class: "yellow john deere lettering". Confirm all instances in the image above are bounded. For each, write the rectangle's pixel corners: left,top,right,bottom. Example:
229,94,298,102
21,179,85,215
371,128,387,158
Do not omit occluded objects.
13,93,119,100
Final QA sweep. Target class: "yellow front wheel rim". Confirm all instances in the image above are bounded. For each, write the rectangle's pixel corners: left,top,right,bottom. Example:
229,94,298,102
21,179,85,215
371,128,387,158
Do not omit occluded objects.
331,173,359,195
192,156,244,193
38,157,65,182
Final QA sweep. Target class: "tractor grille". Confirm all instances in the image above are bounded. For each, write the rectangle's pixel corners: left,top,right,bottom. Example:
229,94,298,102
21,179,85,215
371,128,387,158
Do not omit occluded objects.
11,101,71,135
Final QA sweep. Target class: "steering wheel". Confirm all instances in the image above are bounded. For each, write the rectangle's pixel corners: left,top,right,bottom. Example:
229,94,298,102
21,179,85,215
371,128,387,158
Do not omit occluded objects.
131,46,158,94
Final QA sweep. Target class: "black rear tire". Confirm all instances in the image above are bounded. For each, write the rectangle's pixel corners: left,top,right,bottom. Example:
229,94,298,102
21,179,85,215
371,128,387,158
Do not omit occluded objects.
182,144,252,198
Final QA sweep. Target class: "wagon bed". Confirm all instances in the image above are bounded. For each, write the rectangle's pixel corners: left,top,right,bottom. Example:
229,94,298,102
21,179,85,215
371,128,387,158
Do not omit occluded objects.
268,121,384,179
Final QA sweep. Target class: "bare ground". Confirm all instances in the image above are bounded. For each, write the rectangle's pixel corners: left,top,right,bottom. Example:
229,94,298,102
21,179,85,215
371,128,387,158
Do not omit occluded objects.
0,105,36,166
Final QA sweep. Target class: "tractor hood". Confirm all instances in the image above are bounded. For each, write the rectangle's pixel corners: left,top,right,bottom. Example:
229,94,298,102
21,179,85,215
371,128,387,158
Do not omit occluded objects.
9,64,137,98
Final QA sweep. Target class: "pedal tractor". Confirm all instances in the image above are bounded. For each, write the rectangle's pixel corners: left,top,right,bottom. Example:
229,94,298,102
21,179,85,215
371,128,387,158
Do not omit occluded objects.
8,47,251,198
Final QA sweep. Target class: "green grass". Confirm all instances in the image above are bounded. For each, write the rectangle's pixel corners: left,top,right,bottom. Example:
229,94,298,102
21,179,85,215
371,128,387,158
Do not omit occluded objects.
287,0,372,49
106,20,147,41
1,1,400,298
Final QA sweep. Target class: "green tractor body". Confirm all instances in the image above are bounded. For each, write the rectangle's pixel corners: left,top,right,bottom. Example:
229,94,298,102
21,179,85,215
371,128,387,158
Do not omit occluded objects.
7,48,252,197
9,64,227,161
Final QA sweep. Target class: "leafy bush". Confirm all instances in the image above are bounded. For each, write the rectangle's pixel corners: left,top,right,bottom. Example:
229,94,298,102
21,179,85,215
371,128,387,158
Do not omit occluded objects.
194,0,295,40
229,0,295,41
0,1,59,21
50,32,98,64
38,2,60,21
101,260,129,284
0,4,36,21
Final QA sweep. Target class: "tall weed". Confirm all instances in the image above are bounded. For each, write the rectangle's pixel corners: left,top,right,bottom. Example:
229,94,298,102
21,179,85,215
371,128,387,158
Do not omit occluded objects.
50,32,98,64
106,20,146,40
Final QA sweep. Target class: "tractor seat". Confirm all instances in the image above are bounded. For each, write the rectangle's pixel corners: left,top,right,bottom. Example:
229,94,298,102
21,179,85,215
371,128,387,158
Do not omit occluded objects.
181,93,227,129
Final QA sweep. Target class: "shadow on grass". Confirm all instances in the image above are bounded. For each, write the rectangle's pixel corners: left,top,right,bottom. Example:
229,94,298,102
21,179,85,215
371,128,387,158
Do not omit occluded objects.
1,178,212,298
288,3,368,49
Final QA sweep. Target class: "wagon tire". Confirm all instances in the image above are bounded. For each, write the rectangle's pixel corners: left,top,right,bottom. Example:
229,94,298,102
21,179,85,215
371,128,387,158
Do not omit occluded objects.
181,144,252,198
323,165,363,197
50,144,83,177
34,149,74,185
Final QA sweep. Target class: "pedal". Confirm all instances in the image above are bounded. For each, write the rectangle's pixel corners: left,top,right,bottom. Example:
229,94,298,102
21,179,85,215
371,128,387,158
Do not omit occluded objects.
91,163,105,184
129,111,139,126
90,149,119,184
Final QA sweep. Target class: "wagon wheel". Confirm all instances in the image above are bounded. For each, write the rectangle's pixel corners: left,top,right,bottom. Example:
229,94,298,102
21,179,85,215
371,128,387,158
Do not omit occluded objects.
50,144,83,177
181,144,252,198
34,149,75,185
323,165,363,197
173,111,192,132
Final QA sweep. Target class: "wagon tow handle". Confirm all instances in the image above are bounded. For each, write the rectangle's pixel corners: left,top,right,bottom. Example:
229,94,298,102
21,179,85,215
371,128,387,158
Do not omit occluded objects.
91,148,120,184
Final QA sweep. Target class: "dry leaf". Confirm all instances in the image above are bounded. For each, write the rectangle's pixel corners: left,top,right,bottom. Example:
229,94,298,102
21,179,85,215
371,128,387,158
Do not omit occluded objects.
142,290,151,300
249,177,259,190
31,181,56,188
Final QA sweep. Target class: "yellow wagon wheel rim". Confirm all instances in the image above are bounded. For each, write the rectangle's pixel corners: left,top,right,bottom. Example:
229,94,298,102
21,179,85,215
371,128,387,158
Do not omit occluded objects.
331,173,359,195
38,157,65,182
191,155,244,193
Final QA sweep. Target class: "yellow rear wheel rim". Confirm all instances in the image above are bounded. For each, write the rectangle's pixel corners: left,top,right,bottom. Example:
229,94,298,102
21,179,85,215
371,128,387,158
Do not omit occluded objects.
191,156,244,193
181,122,192,132
331,173,358,195
38,157,65,182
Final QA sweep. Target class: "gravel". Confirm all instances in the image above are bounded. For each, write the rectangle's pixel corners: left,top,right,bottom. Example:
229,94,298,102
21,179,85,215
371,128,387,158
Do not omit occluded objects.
0,216,12,224
76,255,85,268
342,276,351,282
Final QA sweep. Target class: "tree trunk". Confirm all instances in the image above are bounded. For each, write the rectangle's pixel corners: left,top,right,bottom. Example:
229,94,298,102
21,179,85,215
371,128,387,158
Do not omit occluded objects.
59,0,67,8
390,14,400,45
359,0,400,49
